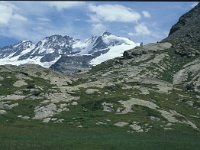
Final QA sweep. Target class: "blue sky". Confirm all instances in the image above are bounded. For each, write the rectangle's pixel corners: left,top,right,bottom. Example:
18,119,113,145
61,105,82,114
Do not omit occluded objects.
0,1,198,47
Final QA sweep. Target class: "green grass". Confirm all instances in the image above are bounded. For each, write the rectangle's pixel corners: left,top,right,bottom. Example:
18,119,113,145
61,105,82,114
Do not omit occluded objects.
0,122,200,150
71,78,89,86
0,72,18,95
26,76,55,92
159,48,197,83
89,59,115,74
0,88,200,150
0,70,59,97
0,99,41,123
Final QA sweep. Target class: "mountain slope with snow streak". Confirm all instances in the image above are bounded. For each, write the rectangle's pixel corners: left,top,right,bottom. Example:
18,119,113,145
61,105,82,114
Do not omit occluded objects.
90,34,139,65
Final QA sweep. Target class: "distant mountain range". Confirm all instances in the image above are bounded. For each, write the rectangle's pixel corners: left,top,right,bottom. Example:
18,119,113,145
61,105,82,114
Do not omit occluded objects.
0,32,139,74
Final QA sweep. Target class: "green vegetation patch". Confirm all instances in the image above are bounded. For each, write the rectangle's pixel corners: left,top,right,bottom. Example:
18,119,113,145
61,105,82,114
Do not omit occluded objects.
159,48,197,83
0,72,18,95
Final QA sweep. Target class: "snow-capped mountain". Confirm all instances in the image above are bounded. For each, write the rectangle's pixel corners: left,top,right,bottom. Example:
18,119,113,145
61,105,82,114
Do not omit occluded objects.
90,32,139,65
0,32,139,72
0,35,76,68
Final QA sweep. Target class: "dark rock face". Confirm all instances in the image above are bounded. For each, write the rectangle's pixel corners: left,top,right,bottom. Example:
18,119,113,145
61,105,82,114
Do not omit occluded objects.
40,53,60,62
50,55,93,75
89,36,108,53
162,3,200,57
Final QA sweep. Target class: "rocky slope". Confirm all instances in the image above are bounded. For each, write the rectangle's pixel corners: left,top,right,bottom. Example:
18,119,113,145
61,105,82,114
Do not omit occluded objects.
162,3,200,57
0,3,200,134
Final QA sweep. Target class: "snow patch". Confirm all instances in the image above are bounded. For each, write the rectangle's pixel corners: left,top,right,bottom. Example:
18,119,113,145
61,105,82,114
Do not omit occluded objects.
0,55,61,68
90,43,139,65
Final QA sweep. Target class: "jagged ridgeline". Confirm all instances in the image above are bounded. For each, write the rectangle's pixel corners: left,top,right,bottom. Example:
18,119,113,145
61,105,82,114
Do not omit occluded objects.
0,3,200,150
0,32,139,74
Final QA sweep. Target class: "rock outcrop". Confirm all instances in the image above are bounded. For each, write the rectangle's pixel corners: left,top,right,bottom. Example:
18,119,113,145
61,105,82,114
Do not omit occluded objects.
162,3,200,57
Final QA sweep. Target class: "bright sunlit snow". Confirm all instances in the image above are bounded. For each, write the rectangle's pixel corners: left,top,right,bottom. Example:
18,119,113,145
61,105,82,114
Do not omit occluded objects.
90,42,139,65
0,55,61,68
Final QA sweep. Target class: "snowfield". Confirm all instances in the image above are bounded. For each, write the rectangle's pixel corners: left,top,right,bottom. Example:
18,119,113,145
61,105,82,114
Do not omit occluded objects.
0,55,61,68
90,43,139,65
90,34,139,65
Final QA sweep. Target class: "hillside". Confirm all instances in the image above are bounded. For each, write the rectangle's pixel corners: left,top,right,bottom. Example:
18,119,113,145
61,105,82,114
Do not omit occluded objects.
0,3,200,150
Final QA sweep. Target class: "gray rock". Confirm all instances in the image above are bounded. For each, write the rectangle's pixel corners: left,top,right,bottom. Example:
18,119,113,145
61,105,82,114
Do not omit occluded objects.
18,115,30,120
33,103,57,120
43,118,51,123
0,95,26,101
0,76,4,81
85,89,99,94
13,80,28,87
123,42,172,59
102,102,114,112
114,122,128,127
71,101,78,106
129,122,143,132
0,110,6,114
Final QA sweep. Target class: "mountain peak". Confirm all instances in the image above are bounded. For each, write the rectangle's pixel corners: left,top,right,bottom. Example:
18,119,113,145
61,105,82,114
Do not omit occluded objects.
14,40,34,49
102,31,112,36
45,34,63,40
21,40,32,43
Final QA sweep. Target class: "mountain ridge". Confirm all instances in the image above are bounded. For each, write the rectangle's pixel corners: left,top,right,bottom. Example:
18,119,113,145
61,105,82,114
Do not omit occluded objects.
0,32,139,71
